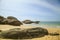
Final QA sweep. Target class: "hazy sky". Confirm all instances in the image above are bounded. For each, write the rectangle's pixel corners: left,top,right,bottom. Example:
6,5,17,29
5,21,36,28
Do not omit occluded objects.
0,0,60,21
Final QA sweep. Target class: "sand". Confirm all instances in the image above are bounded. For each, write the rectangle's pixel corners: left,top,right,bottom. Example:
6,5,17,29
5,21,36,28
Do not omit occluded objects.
0,25,60,40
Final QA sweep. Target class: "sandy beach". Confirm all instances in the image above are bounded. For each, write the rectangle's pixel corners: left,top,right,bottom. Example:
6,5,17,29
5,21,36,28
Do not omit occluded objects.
0,25,60,40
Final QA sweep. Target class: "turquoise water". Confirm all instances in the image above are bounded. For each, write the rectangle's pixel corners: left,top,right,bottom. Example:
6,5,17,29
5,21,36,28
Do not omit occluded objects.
24,21,60,28
39,21,60,28
40,21,60,25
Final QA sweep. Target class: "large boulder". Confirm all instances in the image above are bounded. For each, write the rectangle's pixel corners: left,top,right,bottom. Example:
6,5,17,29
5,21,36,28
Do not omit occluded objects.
34,21,40,24
0,16,5,24
1,16,23,26
1,27,48,39
7,16,18,20
8,20,23,26
23,20,40,24
0,16,23,26
1,18,8,24
23,20,33,24
0,30,2,32
49,32,59,36
7,16,23,26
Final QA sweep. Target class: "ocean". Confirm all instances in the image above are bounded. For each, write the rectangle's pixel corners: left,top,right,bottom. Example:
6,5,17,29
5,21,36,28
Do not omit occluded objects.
24,21,60,28
39,21,60,28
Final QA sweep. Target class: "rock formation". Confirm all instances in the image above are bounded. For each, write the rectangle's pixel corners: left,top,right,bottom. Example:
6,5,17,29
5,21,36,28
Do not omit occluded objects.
23,20,40,24
6,16,23,26
22,20,33,24
34,21,40,24
0,16,5,24
0,27,48,39
0,30,2,32
0,16,23,26
49,32,59,36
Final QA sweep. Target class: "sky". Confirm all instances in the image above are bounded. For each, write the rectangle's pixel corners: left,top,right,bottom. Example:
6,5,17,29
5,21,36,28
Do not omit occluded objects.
0,0,60,21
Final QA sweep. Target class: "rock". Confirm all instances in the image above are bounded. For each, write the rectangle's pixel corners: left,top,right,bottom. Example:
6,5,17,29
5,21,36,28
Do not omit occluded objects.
34,21,40,24
26,27,48,35
49,32,59,36
23,20,40,24
0,30,2,32
0,30,2,38
0,16,5,24
23,20,33,24
7,16,23,26
1,18,8,24
7,16,18,20
8,21,23,26
1,16,23,26
0,16,23,26
1,27,48,39
1,28,26,39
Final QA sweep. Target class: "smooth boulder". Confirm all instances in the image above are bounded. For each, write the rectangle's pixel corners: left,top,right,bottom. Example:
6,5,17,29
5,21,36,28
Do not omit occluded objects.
23,20,40,24
1,27,48,39
23,20,33,24
34,21,40,24
0,16,23,26
7,16,23,26
49,32,59,36
0,16,5,24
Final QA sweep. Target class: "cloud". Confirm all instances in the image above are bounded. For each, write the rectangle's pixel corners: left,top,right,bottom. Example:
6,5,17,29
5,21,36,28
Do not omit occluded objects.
0,0,60,21
1,0,60,13
29,0,60,13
